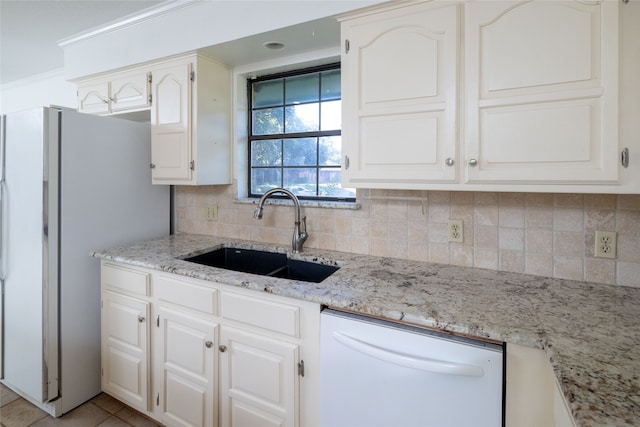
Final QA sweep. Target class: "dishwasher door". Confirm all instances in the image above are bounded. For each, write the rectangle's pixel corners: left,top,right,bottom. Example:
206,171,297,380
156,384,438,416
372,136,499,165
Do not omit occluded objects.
320,309,504,427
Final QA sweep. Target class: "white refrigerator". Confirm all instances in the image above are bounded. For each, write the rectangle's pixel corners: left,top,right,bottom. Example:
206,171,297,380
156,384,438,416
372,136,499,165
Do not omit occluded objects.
0,107,169,416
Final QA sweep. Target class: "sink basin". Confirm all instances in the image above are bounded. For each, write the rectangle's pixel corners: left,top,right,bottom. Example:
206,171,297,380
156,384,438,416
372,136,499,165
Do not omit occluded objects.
183,247,339,283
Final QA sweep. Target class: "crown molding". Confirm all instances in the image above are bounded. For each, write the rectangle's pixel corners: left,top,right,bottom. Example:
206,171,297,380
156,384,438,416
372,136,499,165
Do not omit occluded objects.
57,0,205,47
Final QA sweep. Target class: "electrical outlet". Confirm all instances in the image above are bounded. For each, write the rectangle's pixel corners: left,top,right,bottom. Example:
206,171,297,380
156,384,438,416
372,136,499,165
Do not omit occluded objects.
206,205,218,221
448,220,464,243
594,231,616,259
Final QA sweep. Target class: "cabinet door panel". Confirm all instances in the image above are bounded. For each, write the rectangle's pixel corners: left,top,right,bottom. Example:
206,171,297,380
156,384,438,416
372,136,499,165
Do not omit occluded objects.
220,326,298,427
342,3,459,187
151,62,192,183
465,1,619,184
78,82,110,114
111,72,150,113
158,306,217,427
102,290,150,412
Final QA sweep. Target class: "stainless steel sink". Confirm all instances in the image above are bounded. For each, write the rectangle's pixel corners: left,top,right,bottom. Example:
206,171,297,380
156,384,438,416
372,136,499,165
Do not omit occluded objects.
183,247,339,283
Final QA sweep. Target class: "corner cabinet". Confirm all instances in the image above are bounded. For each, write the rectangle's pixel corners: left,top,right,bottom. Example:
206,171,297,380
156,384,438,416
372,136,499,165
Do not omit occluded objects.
75,52,232,186
150,54,232,185
339,0,640,193
100,261,320,427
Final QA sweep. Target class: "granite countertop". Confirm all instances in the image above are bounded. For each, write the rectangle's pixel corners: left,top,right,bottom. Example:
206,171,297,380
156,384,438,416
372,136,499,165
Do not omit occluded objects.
92,233,640,427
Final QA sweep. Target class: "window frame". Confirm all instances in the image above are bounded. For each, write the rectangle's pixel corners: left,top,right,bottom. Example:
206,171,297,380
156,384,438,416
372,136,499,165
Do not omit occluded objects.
247,62,354,202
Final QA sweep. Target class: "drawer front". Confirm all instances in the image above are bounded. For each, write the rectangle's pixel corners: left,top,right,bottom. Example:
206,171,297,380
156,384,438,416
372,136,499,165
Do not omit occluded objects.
154,274,218,315
102,263,149,296
221,291,300,338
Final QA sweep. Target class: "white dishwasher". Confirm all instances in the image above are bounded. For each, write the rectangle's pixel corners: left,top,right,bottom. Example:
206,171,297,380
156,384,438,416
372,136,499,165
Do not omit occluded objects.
320,309,504,427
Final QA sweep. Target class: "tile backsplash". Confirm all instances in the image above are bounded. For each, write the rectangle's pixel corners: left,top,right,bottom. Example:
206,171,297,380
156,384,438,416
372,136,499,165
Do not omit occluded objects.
175,184,640,288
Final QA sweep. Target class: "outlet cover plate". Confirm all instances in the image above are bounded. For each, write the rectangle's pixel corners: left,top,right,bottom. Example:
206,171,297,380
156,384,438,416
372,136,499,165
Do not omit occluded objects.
448,220,464,243
595,230,616,259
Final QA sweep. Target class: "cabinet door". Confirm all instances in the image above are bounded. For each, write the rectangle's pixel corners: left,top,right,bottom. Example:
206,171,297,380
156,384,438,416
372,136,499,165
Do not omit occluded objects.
219,326,299,427
101,290,150,412
465,1,619,184
151,62,193,183
341,2,459,188
111,71,151,113
156,306,218,427
78,81,110,114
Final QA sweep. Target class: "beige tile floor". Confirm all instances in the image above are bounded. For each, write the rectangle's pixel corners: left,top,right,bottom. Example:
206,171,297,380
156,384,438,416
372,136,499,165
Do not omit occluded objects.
0,383,161,427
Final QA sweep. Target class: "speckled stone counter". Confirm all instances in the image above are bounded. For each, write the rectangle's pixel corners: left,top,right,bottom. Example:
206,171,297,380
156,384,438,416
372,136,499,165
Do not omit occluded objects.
92,233,640,427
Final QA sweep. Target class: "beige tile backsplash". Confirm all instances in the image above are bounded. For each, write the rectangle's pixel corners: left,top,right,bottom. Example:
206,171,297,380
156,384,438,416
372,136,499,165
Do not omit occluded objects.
175,185,640,288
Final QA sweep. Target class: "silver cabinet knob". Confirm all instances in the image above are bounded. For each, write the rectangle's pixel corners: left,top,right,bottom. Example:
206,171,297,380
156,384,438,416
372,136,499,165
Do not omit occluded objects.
149,163,156,169
445,157,455,166
137,315,145,323
102,99,109,104
468,158,478,166
205,341,213,348
219,345,227,353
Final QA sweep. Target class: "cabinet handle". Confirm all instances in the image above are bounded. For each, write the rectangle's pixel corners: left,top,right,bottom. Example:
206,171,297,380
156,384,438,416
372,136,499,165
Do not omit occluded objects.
205,341,213,348
468,158,478,167
149,163,156,169
101,99,109,104
445,157,455,166
219,345,227,353
137,315,145,323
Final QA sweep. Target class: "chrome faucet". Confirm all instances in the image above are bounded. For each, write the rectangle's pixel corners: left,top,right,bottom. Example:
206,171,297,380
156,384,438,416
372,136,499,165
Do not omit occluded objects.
254,188,308,253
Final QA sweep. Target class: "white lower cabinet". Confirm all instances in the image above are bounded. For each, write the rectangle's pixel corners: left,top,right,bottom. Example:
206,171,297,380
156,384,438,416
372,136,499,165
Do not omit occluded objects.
100,261,319,427
101,290,151,413
155,306,218,427
219,326,298,427
506,343,575,427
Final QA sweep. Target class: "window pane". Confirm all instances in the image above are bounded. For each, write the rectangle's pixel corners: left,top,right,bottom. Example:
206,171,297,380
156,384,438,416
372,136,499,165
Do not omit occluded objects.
253,107,283,135
253,80,283,108
319,168,355,198
319,136,341,166
285,74,319,104
321,70,341,100
284,168,317,196
284,138,317,166
251,140,282,166
320,100,341,131
251,168,281,193
285,103,319,133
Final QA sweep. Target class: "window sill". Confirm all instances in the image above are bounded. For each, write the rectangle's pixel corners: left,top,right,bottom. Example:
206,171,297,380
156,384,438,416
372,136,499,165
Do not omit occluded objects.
235,197,360,210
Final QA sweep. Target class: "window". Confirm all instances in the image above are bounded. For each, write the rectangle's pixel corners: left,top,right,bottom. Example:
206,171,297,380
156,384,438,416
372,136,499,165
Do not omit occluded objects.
248,63,355,201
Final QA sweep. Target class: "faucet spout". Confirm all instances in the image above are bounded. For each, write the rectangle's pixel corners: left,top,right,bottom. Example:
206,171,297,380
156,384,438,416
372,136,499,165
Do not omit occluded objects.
254,188,308,253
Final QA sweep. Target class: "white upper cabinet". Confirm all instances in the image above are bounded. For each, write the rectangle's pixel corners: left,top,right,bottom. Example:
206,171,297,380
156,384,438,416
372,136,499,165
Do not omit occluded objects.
341,2,460,188
78,68,150,115
150,54,232,186
464,1,618,184
340,0,639,193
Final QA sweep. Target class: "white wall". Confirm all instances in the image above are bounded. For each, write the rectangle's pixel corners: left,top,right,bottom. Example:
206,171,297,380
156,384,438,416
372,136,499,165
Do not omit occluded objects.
0,69,77,115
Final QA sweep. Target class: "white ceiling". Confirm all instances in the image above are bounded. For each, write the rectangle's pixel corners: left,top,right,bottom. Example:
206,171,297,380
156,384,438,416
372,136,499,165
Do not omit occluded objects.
0,0,344,86
0,0,164,85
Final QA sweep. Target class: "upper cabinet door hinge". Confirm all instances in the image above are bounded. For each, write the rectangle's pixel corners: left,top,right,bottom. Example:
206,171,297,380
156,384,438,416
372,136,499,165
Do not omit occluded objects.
190,71,195,82
298,360,305,377
621,148,629,168
148,94,152,104
147,73,152,84
345,39,350,54
190,160,195,171
344,155,350,170
156,315,160,327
